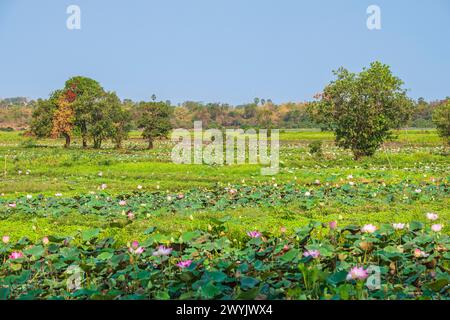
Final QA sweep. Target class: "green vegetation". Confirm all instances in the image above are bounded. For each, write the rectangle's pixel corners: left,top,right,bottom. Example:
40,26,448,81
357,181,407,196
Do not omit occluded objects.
1,64,449,300
308,62,413,159
433,100,450,146
0,129,448,243
1,220,448,300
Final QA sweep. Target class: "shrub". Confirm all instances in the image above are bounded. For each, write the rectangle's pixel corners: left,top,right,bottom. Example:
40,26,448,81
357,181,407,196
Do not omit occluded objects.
19,138,37,148
308,141,323,157
432,100,450,145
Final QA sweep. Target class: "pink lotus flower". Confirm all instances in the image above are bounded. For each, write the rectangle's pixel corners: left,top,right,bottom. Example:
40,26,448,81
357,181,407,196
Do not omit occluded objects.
2,235,10,244
392,223,406,230
329,221,337,230
413,248,429,258
303,250,320,259
129,241,144,255
346,266,368,281
176,260,192,269
431,224,442,232
119,200,127,206
9,251,23,260
247,231,262,238
280,226,287,234
135,247,144,254
152,245,173,256
361,224,377,234
131,241,139,249
42,237,49,245
426,213,439,221
8,203,16,208
127,211,135,220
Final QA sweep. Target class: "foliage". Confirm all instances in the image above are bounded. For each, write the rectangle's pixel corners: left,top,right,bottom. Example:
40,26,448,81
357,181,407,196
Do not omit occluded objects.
29,77,132,149
0,129,448,300
137,102,172,149
87,92,129,149
432,100,450,145
64,77,105,148
30,98,57,138
0,220,448,300
308,62,414,159
308,141,323,157
109,99,132,149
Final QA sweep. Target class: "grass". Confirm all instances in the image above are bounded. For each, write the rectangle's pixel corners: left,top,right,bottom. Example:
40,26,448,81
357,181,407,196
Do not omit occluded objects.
0,129,448,244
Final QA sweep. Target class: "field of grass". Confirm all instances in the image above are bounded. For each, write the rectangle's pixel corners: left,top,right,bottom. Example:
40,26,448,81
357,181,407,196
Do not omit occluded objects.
0,129,448,243
1,129,449,300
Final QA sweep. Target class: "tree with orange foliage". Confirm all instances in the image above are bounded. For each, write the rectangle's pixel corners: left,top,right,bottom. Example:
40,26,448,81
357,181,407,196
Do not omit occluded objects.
51,94,75,148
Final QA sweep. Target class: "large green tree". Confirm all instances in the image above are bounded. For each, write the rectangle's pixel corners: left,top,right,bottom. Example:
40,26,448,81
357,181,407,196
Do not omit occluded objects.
308,62,413,159
138,101,172,149
109,94,132,149
87,92,118,149
432,100,450,146
64,77,104,148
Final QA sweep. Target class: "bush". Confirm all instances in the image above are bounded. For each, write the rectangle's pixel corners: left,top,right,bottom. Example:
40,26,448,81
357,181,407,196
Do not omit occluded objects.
308,141,323,156
432,101,450,145
19,138,37,148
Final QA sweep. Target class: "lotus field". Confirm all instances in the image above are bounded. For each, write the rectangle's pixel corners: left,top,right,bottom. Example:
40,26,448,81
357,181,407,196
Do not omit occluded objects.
0,130,449,300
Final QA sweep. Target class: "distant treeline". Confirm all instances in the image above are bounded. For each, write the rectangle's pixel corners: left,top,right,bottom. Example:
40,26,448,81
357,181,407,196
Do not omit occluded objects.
0,95,448,131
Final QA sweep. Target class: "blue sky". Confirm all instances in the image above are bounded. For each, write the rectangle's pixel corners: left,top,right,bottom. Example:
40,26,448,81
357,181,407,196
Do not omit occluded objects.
0,0,449,104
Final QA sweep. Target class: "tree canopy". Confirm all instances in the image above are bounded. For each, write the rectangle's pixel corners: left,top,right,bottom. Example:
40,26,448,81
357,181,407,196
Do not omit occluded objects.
308,62,413,159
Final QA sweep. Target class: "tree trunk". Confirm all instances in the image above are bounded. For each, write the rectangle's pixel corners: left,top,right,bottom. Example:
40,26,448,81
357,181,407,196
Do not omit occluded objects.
81,123,88,148
93,138,102,149
148,139,154,149
63,133,71,148
353,150,363,161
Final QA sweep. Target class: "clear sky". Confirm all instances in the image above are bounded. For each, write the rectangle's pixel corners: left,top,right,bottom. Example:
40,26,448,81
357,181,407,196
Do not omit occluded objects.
0,0,449,105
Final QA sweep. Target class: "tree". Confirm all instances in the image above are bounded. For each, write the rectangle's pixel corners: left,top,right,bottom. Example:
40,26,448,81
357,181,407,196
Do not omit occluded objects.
64,77,104,148
110,97,132,149
51,93,75,148
86,92,117,149
30,89,76,148
432,100,450,146
30,97,58,138
138,101,172,149
308,62,413,159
